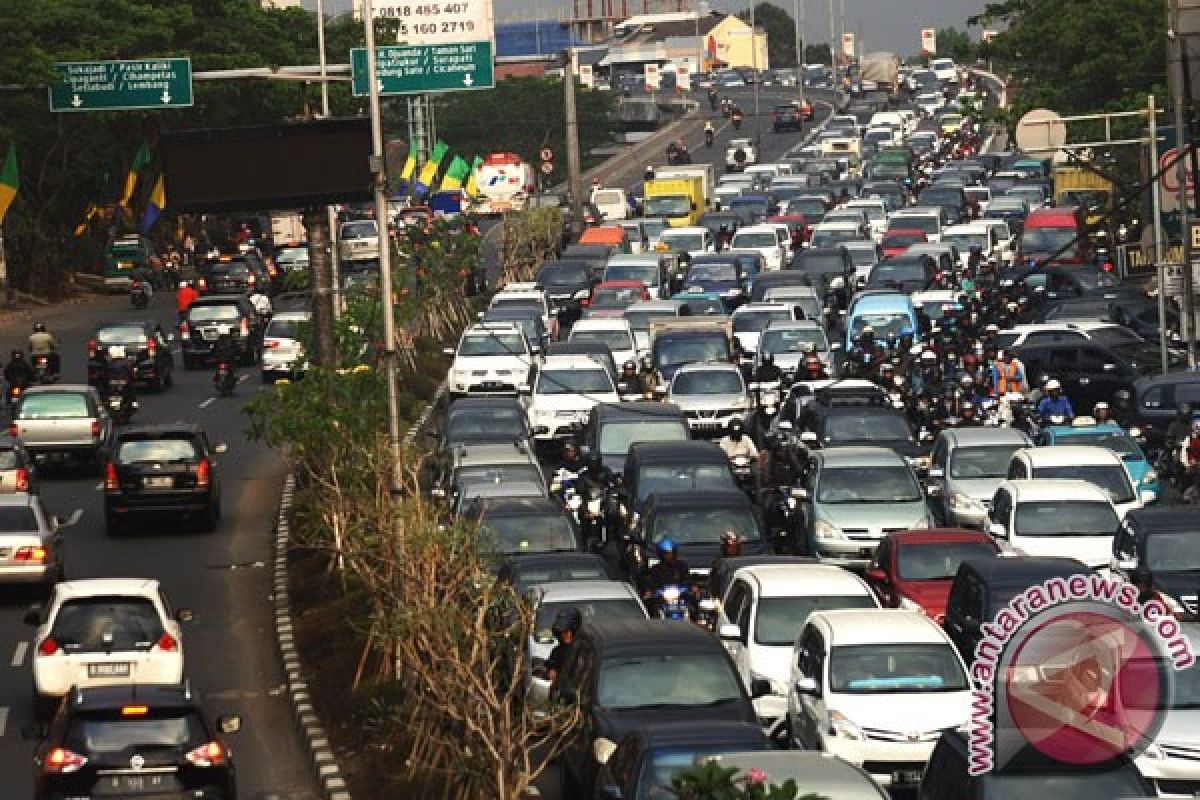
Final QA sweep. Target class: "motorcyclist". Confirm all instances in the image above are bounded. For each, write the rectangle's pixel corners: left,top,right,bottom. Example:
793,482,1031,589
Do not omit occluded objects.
644,165,656,182
213,329,239,369
558,440,585,480
1165,403,1194,449
579,452,615,540
4,349,34,390
801,354,828,381
1093,401,1114,425
129,264,156,297
616,361,641,398
545,606,582,698
753,352,784,385
637,354,659,398
99,351,138,419
28,323,60,378
708,530,743,596
704,121,715,146
175,280,199,322
640,537,694,610
1035,378,1074,425
249,288,272,320
719,418,760,462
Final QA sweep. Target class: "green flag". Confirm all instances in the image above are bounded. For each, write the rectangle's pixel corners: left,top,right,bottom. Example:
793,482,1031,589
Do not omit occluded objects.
415,141,450,195
439,156,471,191
0,143,17,223
119,141,152,207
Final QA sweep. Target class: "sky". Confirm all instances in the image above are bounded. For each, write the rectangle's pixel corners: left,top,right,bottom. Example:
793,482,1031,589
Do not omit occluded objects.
308,0,993,55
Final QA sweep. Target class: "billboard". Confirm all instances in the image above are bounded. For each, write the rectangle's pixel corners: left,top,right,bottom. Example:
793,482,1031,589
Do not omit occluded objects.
921,28,937,56
841,32,855,59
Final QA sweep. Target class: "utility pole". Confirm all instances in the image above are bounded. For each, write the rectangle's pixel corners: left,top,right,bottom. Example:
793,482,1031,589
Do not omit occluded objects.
564,48,584,239
751,1,760,143
303,208,337,366
363,0,405,494
315,0,341,319
828,0,837,88
1150,93,1170,376
0,227,9,306
412,96,428,163
1172,0,1198,367
795,0,805,105
1180,3,1200,369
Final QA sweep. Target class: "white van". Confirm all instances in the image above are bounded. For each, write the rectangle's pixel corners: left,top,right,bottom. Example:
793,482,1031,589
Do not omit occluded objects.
590,187,628,221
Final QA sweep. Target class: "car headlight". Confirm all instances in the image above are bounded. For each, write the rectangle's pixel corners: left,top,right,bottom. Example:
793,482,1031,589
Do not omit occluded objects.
814,519,844,541
829,709,865,740
897,595,926,614
947,492,985,513
1143,742,1167,761
1143,469,1158,485
1161,593,1186,615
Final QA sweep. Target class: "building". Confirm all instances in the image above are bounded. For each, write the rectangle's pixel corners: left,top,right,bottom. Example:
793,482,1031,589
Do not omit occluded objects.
569,0,692,44
601,11,767,78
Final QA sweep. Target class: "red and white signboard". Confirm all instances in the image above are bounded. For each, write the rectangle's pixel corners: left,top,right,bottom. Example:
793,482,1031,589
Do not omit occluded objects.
1160,146,1199,214
982,30,998,43
643,63,660,91
921,28,937,56
841,32,855,59
675,65,691,92
579,63,594,88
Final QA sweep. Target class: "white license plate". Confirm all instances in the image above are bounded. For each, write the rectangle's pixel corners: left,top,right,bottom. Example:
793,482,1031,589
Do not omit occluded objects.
143,476,173,488
105,773,173,793
108,398,122,409
894,770,923,784
88,662,131,678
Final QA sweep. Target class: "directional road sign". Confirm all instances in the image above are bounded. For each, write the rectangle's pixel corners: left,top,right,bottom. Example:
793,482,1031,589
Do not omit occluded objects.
48,58,194,112
350,42,494,96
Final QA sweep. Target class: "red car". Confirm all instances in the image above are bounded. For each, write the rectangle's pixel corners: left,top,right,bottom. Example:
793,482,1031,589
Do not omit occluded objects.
583,280,649,317
865,528,1000,622
881,228,928,259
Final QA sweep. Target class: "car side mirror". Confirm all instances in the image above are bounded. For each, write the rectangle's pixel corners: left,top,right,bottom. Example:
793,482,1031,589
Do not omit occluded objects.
794,676,820,696
791,487,809,501
214,443,228,454
750,678,773,698
593,737,618,764
475,311,485,320
217,714,242,734
176,608,194,623
430,488,446,499
800,432,817,444
1140,489,1157,505
866,567,888,584
988,522,1008,540
1117,557,1138,572
778,421,793,431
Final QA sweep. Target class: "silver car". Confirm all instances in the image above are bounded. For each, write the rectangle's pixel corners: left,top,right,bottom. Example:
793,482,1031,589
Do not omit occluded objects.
927,427,1033,529
756,320,831,377
796,447,933,566
667,363,751,438
0,495,79,587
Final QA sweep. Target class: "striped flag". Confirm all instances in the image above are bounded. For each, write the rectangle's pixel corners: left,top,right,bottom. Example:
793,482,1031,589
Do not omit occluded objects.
438,156,471,191
463,156,484,197
0,143,16,224
396,141,418,194
414,141,449,196
119,141,152,208
139,174,166,233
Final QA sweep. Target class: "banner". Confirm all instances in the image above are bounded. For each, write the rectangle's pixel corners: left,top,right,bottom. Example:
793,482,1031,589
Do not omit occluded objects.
921,28,937,56
841,32,855,59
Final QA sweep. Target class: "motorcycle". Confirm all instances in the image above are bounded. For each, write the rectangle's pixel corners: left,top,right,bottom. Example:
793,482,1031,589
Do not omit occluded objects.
105,379,136,425
705,128,715,147
214,362,237,397
653,585,693,622
731,112,743,130
730,454,757,497
130,280,149,310
31,354,57,384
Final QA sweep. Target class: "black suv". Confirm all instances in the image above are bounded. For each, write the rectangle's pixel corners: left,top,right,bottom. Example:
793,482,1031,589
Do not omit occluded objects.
197,252,272,296
772,103,805,132
180,295,263,368
87,321,175,391
32,684,239,800
103,424,224,535
1013,341,1139,412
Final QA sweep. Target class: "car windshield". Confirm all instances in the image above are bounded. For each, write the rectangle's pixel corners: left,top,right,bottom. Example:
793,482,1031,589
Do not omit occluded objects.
760,329,825,354
534,598,643,635
18,393,89,420
447,406,526,440
733,233,778,249
117,439,198,464
341,221,377,239
1030,465,1134,504
1144,531,1200,572
637,464,733,501
891,216,938,235
50,597,164,652
188,304,241,323
1059,432,1142,462
921,189,962,206
593,190,623,206
624,310,677,333
570,330,633,353
687,264,738,282
538,265,589,285
655,336,728,367
458,333,526,357
884,233,925,249
787,199,827,217
605,265,658,285
66,713,206,757
733,310,792,333
651,506,761,544
823,414,911,443
897,541,998,581
811,229,857,247
96,326,148,347
850,312,911,338
592,287,644,309
645,195,692,216
949,445,1025,479
1014,501,1119,536
536,369,613,395
0,506,37,531
479,513,576,554
643,219,669,239
797,253,846,273
872,264,925,283
597,652,743,709
660,233,704,252
817,466,920,503
829,643,967,693
680,296,725,315
943,233,988,251
1021,227,1076,254
276,247,308,264
755,595,877,646
599,420,689,457
672,370,743,395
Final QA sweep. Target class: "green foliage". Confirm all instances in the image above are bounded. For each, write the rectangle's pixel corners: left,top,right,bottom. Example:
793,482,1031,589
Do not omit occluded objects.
670,760,830,800
934,27,977,64
501,207,562,284
804,44,832,66
736,4,797,69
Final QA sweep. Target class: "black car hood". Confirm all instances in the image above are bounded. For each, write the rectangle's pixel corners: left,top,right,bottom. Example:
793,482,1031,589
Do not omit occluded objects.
594,699,756,742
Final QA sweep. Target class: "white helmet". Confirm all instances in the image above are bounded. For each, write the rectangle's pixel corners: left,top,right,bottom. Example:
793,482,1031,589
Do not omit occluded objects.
1044,378,1062,391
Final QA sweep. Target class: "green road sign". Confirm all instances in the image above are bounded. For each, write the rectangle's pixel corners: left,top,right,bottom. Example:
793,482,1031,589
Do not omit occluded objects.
350,42,494,96
48,58,194,112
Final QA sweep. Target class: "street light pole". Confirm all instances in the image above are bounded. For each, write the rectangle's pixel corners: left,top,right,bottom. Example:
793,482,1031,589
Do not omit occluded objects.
751,1,760,143
362,0,405,494
828,0,837,88
794,0,805,103
315,0,341,318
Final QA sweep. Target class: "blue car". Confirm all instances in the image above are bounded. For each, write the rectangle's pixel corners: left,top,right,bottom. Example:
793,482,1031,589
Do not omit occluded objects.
671,288,728,316
680,256,750,310
1038,420,1160,502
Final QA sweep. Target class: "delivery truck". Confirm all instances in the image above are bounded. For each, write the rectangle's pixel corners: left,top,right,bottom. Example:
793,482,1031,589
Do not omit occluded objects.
644,176,706,228
653,164,715,211
860,52,901,97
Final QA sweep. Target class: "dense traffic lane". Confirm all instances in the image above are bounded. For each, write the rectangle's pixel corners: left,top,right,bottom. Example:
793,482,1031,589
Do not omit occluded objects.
0,293,318,799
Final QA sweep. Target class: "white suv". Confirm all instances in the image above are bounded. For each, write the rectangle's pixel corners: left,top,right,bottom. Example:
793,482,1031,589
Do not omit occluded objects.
523,354,619,441
730,225,788,271
261,311,311,383
338,219,380,264
446,322,536,398
30,578,188,718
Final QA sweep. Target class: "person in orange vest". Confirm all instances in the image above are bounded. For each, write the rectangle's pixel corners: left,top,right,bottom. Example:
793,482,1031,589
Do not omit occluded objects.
990,350,1028,396
175,280,199,323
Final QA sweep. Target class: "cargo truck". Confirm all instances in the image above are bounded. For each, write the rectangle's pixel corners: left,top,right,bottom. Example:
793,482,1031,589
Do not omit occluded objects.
859,52,901,96
644,176,706,228
1053,165,1114,229
654,164,715,211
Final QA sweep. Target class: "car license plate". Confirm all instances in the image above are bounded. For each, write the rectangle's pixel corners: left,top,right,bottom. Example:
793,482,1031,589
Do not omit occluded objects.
894,770,923,785
102,773,175,793
88,662,131,678
0,548,9,558
108,397,122,410
143,476,173,488
859,548,873,557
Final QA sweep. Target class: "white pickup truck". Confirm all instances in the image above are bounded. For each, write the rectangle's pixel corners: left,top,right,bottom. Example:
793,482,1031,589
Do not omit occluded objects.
725,138,758,173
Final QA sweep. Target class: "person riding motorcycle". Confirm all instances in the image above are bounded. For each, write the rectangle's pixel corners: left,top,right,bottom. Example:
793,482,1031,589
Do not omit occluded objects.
1036,378,1074,425
175,280,199,322
637,355,659,398
97,350,138,419
640,537,695,613
802,354,828,381
616,361,641,398
28,323,60,378
753,352,784,385
545,606,582,699
578,452,615,541
708,530,743,597
1165,404,1194,449
730,105,744,129
704,121,715,146
1093,401,1114,424
4,349,34,391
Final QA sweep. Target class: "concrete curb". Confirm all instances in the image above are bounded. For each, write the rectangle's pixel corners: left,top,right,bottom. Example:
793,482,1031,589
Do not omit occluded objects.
405,382,447,446
273,474,353,800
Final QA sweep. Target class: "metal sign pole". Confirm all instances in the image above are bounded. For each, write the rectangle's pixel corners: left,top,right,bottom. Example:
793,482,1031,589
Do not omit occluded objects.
1150,93,1170,376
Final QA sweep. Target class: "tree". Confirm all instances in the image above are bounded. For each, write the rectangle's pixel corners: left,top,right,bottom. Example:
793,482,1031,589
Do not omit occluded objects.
934,27,977,63
737,3,798,69
805,43,832,66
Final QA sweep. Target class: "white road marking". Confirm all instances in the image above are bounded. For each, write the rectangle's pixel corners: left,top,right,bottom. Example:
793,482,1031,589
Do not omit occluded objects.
199,397,215,409
0,707,9,736
11,641,27,668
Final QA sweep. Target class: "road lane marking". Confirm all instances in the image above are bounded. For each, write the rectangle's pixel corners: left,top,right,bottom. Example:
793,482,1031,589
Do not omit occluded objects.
0,707,9,736
199,397,215,408
11,641,27,668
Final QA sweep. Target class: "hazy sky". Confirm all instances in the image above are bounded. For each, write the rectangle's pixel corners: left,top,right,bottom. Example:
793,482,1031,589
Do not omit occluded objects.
311,0,992,55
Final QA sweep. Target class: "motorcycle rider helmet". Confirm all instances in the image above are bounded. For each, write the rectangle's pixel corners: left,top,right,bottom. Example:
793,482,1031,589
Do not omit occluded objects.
32,323,45,333
550,607,583,640
622,360,636,374
720,530,742,556
726,418,745,439
562,440,579,460
656,537,677,560
760,352,774,368
640,354,654,371
804,355,823,375
1044,378,1063,392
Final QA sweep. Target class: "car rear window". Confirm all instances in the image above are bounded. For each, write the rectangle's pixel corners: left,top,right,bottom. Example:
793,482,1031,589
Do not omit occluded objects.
51,596,164,652
341,221,377,239
96,326,148,346
189,304,241,323
18,393,89,420
66,712,206,756
266,318,307,340
207,263,249,276
116,438,198,464
0,506,37,530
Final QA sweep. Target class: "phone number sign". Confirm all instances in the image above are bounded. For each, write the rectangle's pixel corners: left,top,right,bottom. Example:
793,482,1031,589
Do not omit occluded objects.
371,0,495,46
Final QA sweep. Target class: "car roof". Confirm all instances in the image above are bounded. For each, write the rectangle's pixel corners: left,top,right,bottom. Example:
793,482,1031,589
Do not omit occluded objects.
469,497,562,517
763,319,823,332
885,528,996,547
940,426,1031,447
1001,478,1111,503
448,396,523,411
816,446,907,468
270,311,311,323
734,224,782,234
534,580,640,603
1014,444,1123,467
593,401,684,420
451,442,539,466
24,384,93,396
734,563,872,598
675,362,742,376
115,423,205,438
733,302,794,315
646,488,753,509
943,223,990,235
626,299,686,312
1124,507,1200,532
961,555,1088,585
582,618,722,654
637,720,767,749
55,577,161,599
191,294,247,306
570,317,633,331
628,440,726,463
811,609,946,646
540,354,611,371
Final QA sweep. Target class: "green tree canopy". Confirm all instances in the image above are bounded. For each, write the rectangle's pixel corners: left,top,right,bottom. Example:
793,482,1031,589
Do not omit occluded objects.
737,3,798,69
934,27,977,64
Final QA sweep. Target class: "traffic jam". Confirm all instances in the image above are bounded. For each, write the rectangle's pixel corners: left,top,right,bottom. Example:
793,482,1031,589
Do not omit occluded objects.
440,58,1200,798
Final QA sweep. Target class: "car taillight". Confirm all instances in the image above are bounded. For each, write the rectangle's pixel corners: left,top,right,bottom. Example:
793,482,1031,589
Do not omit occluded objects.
8,424,17,438
132,280,141,290
87,338,97,358
196,458,211,488
37,637,59,656
147,337,157,357
247,273,257,287
91,420,101,439
15,546,47,562
44,747,87,774
239,318,249,337
179,320,190,337
185,741,226,768
264,339,280,349
197,277,207,290
15,468,28,492
156,632,178,652
104,462,119,491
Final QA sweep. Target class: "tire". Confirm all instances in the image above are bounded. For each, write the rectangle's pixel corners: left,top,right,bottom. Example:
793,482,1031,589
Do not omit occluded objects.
199,500,219,533
261,372,274,385
163,365,174,388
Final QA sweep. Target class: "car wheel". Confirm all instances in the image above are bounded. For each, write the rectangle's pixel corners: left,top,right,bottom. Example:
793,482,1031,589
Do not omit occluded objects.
163,365,174,388
200,501,219,533
261,372,274,385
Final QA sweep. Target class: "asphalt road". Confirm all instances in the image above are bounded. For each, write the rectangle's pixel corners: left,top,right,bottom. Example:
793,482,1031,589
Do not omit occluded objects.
0,293,319,800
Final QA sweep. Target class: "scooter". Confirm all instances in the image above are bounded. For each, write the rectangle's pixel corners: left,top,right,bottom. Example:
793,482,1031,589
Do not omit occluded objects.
705,128,715,147
214,362,236,397
130,280,149,310
653,585,693,622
